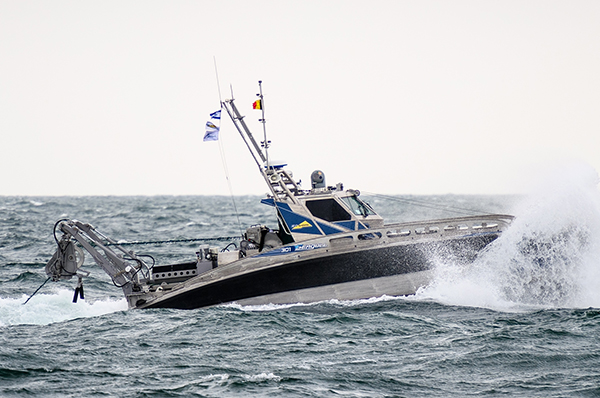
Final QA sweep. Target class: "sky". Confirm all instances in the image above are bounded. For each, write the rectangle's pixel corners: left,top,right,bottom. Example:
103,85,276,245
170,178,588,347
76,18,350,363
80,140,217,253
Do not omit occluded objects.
1,0,599,196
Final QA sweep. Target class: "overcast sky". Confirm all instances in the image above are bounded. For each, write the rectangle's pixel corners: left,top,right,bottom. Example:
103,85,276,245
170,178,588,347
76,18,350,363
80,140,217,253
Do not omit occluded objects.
1,1,599,196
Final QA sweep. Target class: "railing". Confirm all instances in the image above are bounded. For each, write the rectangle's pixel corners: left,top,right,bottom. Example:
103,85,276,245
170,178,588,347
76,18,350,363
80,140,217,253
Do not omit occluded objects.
328,214,513,248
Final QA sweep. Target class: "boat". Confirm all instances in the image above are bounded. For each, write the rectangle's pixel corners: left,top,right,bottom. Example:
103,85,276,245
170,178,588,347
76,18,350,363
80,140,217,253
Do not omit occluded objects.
43,82,514,309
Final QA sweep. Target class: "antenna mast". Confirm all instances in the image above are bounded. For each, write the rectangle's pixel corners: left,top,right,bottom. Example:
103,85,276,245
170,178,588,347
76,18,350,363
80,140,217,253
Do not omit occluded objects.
222,82,301,204
257,81,270,170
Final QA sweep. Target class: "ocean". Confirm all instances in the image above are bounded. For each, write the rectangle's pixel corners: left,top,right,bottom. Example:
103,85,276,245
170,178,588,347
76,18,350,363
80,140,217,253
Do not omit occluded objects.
2,174,600,397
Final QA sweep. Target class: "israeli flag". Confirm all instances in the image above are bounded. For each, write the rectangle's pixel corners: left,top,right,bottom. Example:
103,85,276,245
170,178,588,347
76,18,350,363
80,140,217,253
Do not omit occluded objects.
203,109,221,141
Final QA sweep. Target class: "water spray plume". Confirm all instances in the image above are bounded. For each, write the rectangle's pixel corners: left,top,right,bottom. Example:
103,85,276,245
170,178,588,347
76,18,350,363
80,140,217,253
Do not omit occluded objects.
420,161,600,311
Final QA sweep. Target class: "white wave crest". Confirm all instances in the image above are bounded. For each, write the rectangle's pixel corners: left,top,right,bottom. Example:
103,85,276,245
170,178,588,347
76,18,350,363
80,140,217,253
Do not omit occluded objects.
242,372,282,383
225,294,407,312
418,161,600,311
0,289,128,327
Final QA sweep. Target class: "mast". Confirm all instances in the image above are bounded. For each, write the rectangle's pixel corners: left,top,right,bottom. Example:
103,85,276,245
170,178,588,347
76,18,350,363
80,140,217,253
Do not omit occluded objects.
223,98,266,164
222,82,301,204
257,81,270,170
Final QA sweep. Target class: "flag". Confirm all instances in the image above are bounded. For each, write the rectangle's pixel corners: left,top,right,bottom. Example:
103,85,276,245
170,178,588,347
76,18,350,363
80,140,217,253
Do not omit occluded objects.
204,121,219,141
203,109,221,141
253,99,262,110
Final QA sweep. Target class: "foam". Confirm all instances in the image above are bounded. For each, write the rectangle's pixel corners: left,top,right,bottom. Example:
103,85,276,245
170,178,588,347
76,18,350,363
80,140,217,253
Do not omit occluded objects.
226,294,405,312
241,373,282,383
0,289,128,327
418,161,600,311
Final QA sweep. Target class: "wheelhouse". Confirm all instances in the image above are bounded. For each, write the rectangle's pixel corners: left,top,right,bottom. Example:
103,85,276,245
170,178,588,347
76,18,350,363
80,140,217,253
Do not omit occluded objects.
260,187,384,244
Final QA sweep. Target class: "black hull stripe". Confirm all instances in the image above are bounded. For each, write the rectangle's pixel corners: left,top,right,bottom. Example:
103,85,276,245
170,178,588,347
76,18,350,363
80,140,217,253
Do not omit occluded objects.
145,234,498,309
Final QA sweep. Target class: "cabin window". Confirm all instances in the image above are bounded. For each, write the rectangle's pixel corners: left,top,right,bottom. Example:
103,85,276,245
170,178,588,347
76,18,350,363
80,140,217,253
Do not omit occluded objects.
341,196,376,217
305,199,352,222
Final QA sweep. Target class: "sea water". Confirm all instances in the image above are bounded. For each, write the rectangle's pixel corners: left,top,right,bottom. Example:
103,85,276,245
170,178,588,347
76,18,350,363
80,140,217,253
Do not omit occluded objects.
1,168,600,397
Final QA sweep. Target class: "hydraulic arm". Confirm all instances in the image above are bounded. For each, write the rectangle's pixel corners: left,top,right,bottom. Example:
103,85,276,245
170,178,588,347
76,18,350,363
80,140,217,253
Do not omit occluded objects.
45,219,150,300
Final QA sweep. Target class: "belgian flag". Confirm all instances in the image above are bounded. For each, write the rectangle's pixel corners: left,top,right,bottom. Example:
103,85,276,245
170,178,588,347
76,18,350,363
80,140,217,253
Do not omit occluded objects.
253,99,262,110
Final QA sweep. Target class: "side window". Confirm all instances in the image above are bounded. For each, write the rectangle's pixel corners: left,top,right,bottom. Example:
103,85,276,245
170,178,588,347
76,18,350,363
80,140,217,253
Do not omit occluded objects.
341,196,376,216
306,199,352,222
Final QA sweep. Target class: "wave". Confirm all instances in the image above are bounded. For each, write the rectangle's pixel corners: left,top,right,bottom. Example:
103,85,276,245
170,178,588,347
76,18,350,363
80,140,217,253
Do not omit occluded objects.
0,289,128,327
418,161,600,311
225,294,412,313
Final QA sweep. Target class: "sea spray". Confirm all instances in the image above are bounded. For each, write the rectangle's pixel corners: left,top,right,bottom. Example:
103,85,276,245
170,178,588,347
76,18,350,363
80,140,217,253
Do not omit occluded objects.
0,289,127,327
419,162,600,310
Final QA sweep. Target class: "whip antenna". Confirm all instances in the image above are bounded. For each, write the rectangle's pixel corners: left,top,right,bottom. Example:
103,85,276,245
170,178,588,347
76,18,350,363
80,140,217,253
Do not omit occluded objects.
213,56,223,104
212,58,243,236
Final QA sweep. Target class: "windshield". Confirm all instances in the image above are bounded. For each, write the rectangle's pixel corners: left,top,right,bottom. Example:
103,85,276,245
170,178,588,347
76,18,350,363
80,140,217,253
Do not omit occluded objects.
340,196,376,217
305,198,352,222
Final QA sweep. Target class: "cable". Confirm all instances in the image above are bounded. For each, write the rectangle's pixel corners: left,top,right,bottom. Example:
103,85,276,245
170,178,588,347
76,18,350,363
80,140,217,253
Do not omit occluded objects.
53,218,70,245
23,277,51,305
218,137,244,236
361,192,492,217
102,235,240,247
221,242,238,252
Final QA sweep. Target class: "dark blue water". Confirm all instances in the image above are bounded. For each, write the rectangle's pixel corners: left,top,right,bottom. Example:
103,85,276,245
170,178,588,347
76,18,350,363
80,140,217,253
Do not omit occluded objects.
2,176,600,396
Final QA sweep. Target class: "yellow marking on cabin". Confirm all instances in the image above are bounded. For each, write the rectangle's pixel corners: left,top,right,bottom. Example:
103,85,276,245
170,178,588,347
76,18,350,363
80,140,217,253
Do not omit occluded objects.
292,221,312,230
